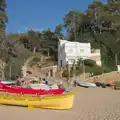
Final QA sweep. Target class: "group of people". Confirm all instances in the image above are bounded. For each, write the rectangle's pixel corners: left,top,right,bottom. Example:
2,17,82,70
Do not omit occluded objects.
15,72,66,90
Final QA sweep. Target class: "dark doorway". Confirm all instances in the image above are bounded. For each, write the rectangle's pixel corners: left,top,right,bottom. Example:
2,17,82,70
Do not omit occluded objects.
60,60,62,67
50,69,53,77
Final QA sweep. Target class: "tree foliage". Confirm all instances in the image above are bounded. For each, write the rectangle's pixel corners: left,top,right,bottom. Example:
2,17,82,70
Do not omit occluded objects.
20,29,59,59
3,29,60,78
62,59,107,78
1,0,120,78
0,0,8,37
63,1,120,70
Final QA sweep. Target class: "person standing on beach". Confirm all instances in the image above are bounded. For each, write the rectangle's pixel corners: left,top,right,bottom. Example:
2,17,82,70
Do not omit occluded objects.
73,80,77,87
39,77,41,83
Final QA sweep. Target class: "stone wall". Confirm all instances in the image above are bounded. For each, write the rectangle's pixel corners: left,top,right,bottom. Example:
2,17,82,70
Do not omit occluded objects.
86,71,120,83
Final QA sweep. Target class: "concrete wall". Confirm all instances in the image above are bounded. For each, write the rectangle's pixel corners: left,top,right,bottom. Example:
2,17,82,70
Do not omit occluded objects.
41,65,58,77
87,71,120,83
58,39,67,67
90,49,101,66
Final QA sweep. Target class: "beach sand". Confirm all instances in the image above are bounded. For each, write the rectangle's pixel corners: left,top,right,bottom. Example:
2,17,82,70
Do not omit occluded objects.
0,87,120,120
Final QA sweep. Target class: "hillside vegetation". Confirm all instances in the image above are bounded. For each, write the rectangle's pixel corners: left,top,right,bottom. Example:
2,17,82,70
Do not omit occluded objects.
0,0,120,78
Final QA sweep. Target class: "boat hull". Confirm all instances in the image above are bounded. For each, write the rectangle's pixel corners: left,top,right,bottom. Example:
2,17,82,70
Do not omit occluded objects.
1,80,16,85
0,83,64,95
77,81,96,87
0,92,74,110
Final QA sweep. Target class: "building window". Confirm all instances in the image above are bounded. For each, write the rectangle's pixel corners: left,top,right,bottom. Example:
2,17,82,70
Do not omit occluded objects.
68,49,73,53
80,49,84,52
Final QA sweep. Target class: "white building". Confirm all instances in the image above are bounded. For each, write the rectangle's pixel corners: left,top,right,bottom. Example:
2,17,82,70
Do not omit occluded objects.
89,49,101,66
58,39,91,67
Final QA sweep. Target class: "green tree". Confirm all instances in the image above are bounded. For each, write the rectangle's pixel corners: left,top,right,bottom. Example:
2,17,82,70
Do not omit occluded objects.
54,24,64,39
63,1,120,70
0,0,8,37
64,10,88,41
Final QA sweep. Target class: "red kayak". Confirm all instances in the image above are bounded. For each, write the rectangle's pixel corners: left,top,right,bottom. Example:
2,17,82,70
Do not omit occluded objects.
0,82,64,95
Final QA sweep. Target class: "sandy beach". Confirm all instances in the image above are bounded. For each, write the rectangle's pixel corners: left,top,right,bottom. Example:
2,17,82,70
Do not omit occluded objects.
0,87,120,120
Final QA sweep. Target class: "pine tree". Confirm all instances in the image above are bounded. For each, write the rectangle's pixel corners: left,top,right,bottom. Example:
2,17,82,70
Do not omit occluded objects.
0,0,8,37
108,0,120,3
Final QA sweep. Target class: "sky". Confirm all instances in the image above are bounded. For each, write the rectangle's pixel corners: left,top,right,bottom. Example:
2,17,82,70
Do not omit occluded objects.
6,0,107,33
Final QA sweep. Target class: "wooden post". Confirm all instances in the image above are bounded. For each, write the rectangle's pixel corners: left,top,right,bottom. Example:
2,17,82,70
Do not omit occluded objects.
47,49,49,57
83,60,85,81
9,63,11,79
73,60,76,85
68,63,70,84
33,47,36,55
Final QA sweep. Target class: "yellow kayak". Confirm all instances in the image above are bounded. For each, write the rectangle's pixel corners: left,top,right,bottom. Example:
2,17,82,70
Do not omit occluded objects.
0,92,74,110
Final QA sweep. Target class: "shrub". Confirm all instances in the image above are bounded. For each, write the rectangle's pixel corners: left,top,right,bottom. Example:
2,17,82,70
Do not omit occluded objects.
92,66,104,75
32,57,41,62
114,81,120,87
103,67,111,73
85,66,93,73
84,59,96,67
62,70,73,77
